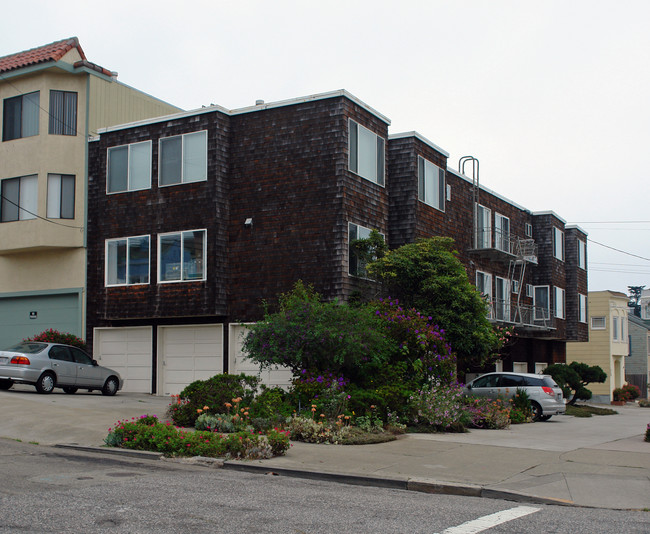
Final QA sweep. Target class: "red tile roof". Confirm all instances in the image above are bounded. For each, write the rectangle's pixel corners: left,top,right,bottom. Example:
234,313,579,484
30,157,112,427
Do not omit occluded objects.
0,37,112,76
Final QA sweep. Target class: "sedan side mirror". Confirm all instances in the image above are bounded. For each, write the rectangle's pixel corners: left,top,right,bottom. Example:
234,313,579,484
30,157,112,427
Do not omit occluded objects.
92,359,99,366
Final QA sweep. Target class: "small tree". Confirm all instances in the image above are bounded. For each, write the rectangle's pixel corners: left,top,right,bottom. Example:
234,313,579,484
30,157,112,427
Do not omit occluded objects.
24,329,87,351
628,285,645,317
543,362,607,405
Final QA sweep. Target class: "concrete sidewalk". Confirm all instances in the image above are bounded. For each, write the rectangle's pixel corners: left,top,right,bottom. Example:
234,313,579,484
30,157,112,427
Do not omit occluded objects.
1,386,649,510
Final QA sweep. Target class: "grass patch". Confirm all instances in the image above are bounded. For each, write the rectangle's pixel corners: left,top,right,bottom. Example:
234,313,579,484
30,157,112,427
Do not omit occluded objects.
566,404,618,417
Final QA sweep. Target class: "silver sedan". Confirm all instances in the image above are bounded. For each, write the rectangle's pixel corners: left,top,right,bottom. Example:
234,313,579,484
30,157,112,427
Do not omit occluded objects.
0,342,123,395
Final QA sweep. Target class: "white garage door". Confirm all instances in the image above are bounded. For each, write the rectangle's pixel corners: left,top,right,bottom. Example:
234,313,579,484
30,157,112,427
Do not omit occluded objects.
229,323,292,388
93,327,153,393
159,325,223,396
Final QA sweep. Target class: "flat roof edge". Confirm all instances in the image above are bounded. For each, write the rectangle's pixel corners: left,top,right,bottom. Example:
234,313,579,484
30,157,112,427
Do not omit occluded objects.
389,131,450,157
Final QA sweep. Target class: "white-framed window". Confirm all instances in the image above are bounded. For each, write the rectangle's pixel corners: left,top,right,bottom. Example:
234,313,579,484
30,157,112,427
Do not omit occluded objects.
418,156,445,211
512,280,520,295
348,119,385,186
107,141,152,193
577,239,586,270
554,286,565,319
0,174,37,221
525,223,533,237
495,276,511,321
3,91,39,141
49,90,77,136
513,362,528,373
612,316,619,340
158,229,206,282
476,204,492,249
47,174,75,219
348,222,384,278
591,316,606,330
105,235,150,286
534,286,550,321
494,360,503,372
495,213,510,253
526,284,533,297
579,294,587,323
553,227,564,261
159,130,208,186
476,271,492,299
535,362,547,374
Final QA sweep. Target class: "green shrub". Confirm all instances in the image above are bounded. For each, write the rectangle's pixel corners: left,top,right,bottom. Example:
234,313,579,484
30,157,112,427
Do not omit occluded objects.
167,373,260,427
248,386,293,420
509,388,533,424
645,424,650,443
407,383,467,432
462,396,511,429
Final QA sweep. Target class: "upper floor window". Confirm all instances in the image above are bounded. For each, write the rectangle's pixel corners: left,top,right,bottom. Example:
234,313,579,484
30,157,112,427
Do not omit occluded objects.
1,175,37,222
418,157,445,211
495,213,510,253
476,204,492,249
105,235,150,286
526,283,533,298
591,316,606,330
107,141,152,193
49,91,77,135
577,239,586,270
475,271,492,299
159,229,206,282
348,119,384,186
579,294,587,323
552,227,564,261
3,92,39,141
348,222,384,278
159,130,207,186
495,276,511,321
612,316,619,340
525,222,533,237
47,174,75,219
534,285,550,321
554,286,565,319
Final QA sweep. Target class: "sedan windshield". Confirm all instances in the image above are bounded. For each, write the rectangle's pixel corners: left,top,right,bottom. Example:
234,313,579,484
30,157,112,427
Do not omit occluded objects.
2,342,47,354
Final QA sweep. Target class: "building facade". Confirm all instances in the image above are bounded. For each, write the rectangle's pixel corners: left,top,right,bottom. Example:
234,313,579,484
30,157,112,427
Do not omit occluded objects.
0,37,181,348
627,313,650,399
567,291,629,403
85,90,588,395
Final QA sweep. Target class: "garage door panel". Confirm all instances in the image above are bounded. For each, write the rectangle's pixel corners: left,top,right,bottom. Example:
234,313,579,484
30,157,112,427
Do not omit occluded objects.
94,327,152,394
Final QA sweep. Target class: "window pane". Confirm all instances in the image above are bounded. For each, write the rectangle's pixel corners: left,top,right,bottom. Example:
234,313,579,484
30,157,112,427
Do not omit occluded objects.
60,175,75,219
107,240,127,285
357,125,376,182
63,92,77,135
22,92,39,138
182,230,205,280
128,236,150,284
348,120,358,173
376,136,384,186
49,91,64,135
129,142,151,190
1,178,19,221
418,157,425,202
183,131,207,183
108,146,128,193
19,175,37,220
3,97,21,141
47,174,61,218
160,137,182,186
160,234,182,281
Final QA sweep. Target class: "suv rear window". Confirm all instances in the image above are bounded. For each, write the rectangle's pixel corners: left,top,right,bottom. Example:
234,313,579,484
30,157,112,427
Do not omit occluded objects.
499,374,525,387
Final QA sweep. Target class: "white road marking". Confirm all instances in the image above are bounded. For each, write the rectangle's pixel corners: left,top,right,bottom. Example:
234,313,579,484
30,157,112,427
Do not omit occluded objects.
437,505,541,534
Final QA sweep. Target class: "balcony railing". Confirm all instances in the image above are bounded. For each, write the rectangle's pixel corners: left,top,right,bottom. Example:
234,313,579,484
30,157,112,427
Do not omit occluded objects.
486,299,554,330
471,229,538,264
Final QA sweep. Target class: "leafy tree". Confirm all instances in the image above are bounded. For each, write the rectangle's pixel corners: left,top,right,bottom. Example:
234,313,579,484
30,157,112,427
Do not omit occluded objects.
367,237,500,373
628,285,645,317
242,281,397,381
543,362,607,405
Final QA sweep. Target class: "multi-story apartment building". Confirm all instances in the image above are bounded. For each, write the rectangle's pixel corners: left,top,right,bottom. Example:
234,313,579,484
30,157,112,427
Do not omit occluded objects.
85,90,588,395
0,37,181,347
628,311,650,399
567,291,629,403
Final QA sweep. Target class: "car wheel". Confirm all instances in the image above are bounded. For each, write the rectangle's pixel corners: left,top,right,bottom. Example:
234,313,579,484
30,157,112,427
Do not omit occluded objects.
531,401,543,422
36,373,56,394
0,379,13,390
102,377,119,396
539,415,552,421
63,387,78,394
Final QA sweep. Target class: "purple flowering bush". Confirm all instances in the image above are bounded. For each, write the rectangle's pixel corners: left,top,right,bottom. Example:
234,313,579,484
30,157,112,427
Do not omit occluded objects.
407,383,469,432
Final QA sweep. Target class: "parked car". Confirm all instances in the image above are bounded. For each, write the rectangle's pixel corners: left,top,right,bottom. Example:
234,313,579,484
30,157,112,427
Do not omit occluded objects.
464,371,565,421
0,342,122,396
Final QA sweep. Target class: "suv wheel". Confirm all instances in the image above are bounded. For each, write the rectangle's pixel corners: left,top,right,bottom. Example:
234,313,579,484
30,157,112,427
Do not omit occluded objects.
531,401,543,422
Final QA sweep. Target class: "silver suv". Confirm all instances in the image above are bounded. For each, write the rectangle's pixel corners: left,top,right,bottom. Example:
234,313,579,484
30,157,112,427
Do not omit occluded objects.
464,372,565,421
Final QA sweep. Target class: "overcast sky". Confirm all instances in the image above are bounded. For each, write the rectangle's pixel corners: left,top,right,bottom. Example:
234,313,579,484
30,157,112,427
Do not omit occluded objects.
3,0,649,295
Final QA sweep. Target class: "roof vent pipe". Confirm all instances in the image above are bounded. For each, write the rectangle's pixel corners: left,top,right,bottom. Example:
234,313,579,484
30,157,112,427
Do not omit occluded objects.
255,99,265,105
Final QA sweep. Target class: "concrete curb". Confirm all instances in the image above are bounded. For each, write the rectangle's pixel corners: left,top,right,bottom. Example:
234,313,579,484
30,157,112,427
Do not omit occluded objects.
54,443,164,460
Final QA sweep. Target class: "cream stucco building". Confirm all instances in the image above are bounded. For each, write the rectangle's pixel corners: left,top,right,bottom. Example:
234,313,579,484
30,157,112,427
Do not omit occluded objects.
0,37,181,347
566,290,629,403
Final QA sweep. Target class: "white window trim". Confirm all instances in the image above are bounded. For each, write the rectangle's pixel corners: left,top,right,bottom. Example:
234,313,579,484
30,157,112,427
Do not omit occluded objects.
534,285,550,321
47,173,75,219
157,229,207,283
476,204,492,249
158,130,208,187
554,286,565,319
526,283,533,298
107,140,152,194
525,223,533,237
495,276,511,321
578,239,586,270
494,213,510,253
1,174,37,221
348,222,384,279
418,156,445,212
105,234,151,287
553,227,565,262
511,280,520,295
591,316,606,330
579,294,587,323
348,119,385,187
612,316,619,341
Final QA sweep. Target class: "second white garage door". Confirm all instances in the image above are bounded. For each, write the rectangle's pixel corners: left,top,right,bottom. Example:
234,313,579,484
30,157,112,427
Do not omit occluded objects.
159,325,223,396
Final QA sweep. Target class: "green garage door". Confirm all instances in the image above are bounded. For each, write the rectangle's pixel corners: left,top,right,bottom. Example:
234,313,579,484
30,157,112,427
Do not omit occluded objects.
0,293,81,349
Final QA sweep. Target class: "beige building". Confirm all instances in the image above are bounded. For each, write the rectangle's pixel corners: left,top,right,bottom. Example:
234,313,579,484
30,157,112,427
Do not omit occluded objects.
567,290,629,403
0,37,181,347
